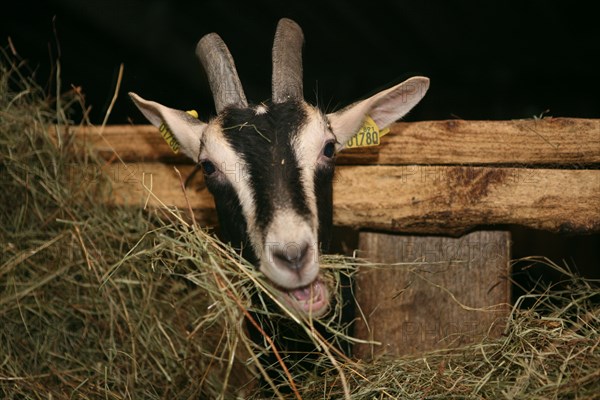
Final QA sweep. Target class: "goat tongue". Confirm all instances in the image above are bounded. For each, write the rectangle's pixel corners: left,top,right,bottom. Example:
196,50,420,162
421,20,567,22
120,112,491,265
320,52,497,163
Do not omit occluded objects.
290,280,319,301
291,286,311,301
279,278,329,317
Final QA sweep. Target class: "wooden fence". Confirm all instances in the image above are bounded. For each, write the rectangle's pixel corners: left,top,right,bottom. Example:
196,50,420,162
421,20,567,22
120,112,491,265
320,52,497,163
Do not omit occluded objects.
70,118,599,234
67,117,599,358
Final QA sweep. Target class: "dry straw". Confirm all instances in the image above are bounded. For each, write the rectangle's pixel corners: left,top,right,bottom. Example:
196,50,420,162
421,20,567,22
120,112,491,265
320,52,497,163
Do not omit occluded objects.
1,50,598,399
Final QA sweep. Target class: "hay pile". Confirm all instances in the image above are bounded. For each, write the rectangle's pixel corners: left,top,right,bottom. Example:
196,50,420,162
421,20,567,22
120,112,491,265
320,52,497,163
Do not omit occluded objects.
296,259,600,399
0,53,239,397
1,52,599,399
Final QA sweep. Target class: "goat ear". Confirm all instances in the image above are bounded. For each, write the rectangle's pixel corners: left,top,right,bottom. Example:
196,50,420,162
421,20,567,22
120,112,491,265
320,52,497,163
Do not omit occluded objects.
327,76,429,151
129,92,207,160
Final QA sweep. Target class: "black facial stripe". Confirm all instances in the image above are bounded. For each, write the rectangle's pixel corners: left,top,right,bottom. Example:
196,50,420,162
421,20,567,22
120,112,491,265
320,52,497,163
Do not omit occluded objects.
204,177,257,264
219,101,311,238
314,164,335,252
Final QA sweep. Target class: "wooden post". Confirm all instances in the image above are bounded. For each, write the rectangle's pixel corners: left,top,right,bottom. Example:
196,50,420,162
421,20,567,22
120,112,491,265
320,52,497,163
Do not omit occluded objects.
353,230,511,359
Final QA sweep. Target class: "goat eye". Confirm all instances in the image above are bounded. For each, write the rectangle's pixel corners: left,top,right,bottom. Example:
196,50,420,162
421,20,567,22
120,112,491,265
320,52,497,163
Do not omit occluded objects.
201,160,216,175
323,142,335,158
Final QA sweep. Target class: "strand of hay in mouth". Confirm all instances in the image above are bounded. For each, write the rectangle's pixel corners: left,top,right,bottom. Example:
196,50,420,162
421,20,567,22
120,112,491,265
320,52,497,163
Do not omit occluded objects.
0,50,356,399
151,218,358,398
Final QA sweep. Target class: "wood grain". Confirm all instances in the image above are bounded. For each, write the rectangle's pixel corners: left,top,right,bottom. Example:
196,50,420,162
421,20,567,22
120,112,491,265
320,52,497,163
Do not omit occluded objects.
353,231,511,358
63,118,600,165
333,165,599,235
100,162,599,234
339,118,600,165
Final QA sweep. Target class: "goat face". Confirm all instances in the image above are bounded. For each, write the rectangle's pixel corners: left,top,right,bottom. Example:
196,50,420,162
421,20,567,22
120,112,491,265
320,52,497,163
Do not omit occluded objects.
198,100,335,317
129,19,429,318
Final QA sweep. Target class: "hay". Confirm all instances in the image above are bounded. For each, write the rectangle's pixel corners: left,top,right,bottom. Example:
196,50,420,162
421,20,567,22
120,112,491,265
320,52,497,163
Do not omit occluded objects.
1,51,599,399
292,258,600,399
0,51,224,398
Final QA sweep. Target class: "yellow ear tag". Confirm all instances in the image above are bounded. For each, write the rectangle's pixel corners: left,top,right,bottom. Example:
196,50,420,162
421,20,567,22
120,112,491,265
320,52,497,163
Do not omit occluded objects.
158,110,199,154
345,115,390,149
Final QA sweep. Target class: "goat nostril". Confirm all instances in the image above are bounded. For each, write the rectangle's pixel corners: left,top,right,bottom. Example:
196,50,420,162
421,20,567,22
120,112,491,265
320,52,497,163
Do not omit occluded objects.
271,242,312,271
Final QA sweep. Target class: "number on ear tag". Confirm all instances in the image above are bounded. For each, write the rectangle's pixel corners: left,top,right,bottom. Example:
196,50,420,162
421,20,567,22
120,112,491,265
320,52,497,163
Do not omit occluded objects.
345,115,390,149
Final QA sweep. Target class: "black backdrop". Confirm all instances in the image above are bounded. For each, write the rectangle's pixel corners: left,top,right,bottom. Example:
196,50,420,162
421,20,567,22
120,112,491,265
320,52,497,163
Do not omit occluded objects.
3,0,599,124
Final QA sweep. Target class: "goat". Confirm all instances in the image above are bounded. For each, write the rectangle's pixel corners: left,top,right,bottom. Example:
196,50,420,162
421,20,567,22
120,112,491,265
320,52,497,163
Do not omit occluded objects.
129,18,428,391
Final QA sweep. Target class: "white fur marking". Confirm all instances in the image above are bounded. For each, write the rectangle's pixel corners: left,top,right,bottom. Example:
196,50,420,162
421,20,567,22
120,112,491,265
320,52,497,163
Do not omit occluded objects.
262,209,319,289
200,124,262,258
254,104,268,115
292,104,336,232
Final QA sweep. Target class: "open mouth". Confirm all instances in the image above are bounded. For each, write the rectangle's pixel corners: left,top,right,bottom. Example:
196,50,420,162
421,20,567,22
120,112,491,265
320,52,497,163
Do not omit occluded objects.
272,277,329,318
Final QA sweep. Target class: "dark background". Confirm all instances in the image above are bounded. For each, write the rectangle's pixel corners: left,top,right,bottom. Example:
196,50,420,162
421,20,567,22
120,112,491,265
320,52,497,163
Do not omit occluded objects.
3,0,599,124
2,1,598,283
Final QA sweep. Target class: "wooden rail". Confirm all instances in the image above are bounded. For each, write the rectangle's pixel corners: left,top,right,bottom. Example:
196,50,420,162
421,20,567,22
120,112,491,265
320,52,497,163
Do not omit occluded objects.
340,118,600,165
69,118,600,165
65,118,600,235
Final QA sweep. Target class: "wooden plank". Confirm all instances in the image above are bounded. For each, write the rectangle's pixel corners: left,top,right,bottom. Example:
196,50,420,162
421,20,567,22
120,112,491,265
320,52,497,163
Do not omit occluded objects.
66,118,600,165
353,231,511,359
340,118,600,165
61,125,189,163
101,162,600,234
104,162,217,225
333,165,600,235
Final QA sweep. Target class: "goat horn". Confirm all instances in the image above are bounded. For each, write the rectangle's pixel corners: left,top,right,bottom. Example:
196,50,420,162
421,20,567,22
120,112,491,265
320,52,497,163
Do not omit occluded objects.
196,33,248,113
272,18,304,103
